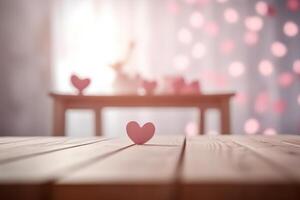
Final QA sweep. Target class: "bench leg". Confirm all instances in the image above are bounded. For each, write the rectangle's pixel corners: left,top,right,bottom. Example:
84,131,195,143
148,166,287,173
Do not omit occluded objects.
53,100,65,136
199,108,206,135
220,101,230,134
94,108,102,136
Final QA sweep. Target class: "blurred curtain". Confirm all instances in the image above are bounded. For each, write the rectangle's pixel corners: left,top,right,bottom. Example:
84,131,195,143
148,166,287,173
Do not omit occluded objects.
52,0,300,136
0,0,51,136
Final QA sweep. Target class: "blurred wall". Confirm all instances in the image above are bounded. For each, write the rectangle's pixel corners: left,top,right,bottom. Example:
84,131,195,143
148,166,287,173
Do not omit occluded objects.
0,0,52,136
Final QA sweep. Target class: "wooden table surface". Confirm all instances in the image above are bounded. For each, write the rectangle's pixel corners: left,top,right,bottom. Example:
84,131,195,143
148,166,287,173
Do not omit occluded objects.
0,135,299,200
49,93,235,136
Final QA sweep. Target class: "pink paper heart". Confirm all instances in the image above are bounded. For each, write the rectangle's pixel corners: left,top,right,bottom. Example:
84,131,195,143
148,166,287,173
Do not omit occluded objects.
70,74,91,94
126,121,155,145
181,80,201,94
172,76,186,94
141,80,157,94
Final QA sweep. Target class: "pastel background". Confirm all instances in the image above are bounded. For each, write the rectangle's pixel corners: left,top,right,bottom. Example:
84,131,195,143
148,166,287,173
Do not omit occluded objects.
1,0,300,136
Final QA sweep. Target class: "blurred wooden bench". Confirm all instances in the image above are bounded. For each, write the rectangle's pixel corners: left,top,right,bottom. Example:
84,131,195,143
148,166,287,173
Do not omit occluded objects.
0,135,300,200
49,93,235,136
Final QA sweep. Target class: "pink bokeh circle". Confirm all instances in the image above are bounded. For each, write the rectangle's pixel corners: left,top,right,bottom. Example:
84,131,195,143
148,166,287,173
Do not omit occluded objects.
204,21,220,36
293,60,300,74
189,12,204,28
283,21,299,37
224,8,239,24
278,72,294,87
271,42,287,57
244,16,264,32
228,61,245,77
258,60,273,76
220,39,235,54
192,42,206,58
173,55,190,71
178,28,193,44
244,118,260,134
256,1,268,16
263,128,277,135
185,121,198,136
244,31,259,45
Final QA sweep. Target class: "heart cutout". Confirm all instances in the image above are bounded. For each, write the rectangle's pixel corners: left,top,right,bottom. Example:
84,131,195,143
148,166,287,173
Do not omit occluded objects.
181,80,201,94
172,76,186,94
70,74,91,94
141,80,157,95
126,121,155,145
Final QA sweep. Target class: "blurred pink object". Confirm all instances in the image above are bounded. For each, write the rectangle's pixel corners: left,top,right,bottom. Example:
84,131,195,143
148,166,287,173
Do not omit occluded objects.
113,73,139,94
181,80,201,94
164,76,201,94
172,76,186,94
70,74,91,95
141,79,157,95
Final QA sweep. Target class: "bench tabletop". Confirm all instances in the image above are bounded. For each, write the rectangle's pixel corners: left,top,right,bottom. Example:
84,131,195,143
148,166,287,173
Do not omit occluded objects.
0,135,299,200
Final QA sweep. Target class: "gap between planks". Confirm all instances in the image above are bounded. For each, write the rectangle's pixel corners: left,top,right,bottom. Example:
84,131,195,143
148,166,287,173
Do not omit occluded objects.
51,136,186,200
0,138,137,200
231,136,300,182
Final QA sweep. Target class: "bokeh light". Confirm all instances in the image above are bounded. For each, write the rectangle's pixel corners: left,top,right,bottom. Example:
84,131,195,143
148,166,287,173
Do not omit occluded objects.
178,28,193,44
204,21,219,36
255,1,268,16
224,8,239,24
234,92,248,105
185,121,198,136
220,39,235,54
244,118,260,134
167,1,180,14
278,72,293,87
271,42,287,57
192,42,206,58
173,55,190,71
293,60,300,74
258,60,273,76
273,100,286,113
189,12,204,28
287,0,300,12
283,21,299,37
244,31,259,45
244,16,263,32
228,61,245,77
263,128,277,135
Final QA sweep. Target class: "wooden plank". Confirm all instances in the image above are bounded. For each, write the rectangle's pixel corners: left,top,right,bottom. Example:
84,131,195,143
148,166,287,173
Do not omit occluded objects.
265,135,300,148
180,136,299,200
0,137,97,150
53,136,185,200
0,137,40,145
0,138,133,200
0,137,59,149
0,137,107,164
232,135,300,181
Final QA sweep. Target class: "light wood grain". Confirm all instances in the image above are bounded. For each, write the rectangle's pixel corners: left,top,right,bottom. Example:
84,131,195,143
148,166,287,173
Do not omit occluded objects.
0,137,107,164
53,136,185,200
180,136,299,200
0,138,133,200
232,135,300,181
0,137,60,150
0,137,40,145
0,136,299,200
